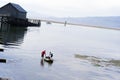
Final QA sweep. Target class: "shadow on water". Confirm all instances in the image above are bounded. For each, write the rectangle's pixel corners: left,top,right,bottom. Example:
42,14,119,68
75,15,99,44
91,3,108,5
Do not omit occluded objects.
75,54,120,67
0,23,27,48
0,77,10,80
40,59,53,67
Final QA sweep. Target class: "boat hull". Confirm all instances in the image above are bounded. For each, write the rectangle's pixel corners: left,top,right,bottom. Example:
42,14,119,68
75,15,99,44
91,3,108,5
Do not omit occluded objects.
44,58,53,63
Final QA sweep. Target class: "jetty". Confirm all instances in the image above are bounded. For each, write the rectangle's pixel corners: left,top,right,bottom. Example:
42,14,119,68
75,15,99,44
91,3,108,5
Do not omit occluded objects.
0,3,41,27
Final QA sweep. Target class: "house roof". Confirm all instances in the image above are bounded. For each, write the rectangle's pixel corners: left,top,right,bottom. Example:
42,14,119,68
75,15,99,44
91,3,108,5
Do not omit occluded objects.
10,3,27,13
1,3,27,13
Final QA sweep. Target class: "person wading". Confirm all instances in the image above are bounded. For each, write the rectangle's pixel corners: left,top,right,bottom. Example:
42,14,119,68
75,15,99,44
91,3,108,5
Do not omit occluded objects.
41,50,46,58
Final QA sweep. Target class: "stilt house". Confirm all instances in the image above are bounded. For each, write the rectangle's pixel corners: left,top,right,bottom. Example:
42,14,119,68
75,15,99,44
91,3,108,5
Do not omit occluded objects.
0,3,27,19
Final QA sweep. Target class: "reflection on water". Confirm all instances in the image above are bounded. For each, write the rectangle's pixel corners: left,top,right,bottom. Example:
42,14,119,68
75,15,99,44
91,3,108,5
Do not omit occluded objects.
75,54,120,67
40,59,53,67
0,24,27,48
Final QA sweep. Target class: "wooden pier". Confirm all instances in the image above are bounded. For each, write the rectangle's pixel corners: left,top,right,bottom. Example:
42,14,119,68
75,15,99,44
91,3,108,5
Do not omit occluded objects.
28,19,41,26
0,15,41,27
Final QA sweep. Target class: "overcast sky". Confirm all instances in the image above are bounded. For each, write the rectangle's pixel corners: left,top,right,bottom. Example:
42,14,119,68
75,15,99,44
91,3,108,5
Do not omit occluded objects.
1,0,120,18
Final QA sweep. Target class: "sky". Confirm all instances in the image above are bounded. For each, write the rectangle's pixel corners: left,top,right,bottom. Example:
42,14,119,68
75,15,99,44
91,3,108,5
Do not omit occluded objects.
0,0,120,18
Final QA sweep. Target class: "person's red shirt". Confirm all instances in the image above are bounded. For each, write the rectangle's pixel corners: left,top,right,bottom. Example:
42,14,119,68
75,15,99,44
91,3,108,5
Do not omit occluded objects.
41,50,46,57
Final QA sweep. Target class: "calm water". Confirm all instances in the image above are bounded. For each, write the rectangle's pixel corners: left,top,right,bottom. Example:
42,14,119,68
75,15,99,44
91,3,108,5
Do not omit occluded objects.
0,23,120,80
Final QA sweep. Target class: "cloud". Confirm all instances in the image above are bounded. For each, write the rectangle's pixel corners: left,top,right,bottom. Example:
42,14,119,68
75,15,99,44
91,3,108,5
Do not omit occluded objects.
0,0,120,17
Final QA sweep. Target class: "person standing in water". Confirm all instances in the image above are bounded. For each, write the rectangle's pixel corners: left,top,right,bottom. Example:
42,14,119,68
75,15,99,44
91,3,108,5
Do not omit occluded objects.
64,21,67,26
49,52,53,58
41,50,46,58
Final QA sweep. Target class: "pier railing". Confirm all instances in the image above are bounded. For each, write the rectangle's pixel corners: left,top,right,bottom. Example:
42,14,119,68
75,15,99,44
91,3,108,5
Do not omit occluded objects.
28,19,41,26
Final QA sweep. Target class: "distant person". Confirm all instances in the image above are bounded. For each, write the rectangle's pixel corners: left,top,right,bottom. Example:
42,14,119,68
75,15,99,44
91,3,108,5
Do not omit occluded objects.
64,21,67,26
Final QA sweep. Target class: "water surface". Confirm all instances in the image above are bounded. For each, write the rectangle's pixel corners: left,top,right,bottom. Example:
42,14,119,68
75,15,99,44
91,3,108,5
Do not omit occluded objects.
0,23,120,80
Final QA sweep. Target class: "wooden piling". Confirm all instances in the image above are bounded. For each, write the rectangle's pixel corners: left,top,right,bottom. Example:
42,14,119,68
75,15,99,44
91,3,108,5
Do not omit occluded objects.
0,48,4,52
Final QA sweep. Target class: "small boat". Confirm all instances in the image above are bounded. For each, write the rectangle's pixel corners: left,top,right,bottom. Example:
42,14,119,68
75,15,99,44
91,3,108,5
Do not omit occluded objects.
44,56,53,63
46,21,51,24
41,50,54,63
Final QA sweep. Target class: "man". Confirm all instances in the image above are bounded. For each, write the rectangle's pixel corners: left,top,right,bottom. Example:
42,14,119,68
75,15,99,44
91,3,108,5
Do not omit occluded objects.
41,50,46,58
49,52,53,58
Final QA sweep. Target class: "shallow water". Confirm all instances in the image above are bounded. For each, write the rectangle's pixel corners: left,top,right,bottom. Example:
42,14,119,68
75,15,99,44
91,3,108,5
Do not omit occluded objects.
0,23,120,80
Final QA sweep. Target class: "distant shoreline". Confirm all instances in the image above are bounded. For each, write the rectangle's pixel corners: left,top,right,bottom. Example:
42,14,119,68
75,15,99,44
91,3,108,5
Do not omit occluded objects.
41,19,120,31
